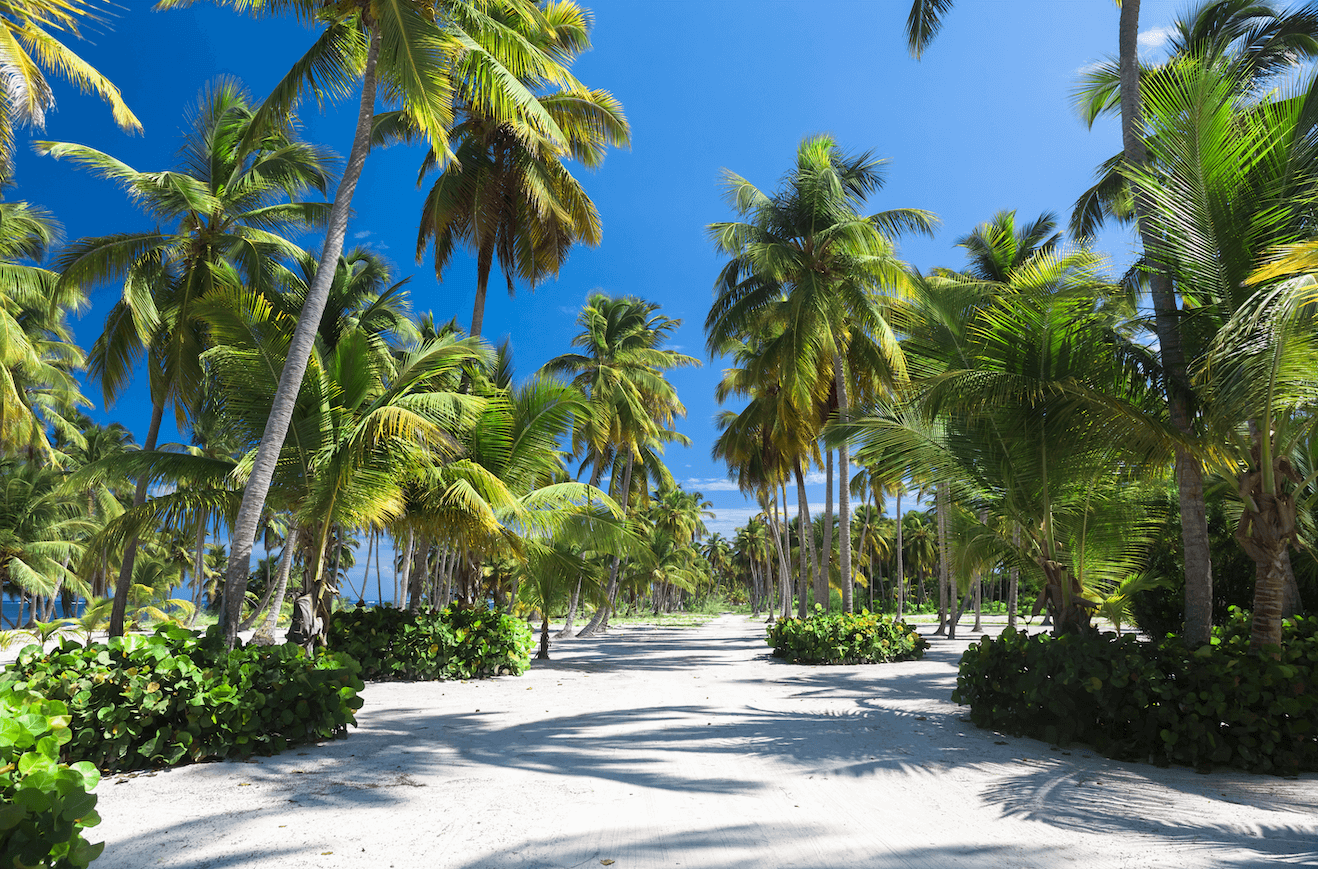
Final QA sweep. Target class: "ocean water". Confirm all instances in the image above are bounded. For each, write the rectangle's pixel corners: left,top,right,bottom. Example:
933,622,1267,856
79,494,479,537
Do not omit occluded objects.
2,597,86,628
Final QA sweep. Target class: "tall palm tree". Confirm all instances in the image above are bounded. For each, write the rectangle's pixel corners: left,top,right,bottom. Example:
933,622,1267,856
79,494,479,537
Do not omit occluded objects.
543,293,696,635
164,0,582,647
42,78,334,637
707,134,934,613
1073,0,1318,644
905,0,1224,647
0,1,140,176
1132,55,1318,648
414,0,629,338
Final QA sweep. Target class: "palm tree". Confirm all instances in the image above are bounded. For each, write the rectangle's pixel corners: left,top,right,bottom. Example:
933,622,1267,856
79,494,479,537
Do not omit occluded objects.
1073,0,1318,645
0,196,87,461
542,293,697,635
847,244,1170,633
164,0,583,647
1131,54,1318,649
905,0,1224,647
0,1,140,176
414,0,629,338
201,277,487,644
0,458,90,614
43,78,334,636
707,134,934,613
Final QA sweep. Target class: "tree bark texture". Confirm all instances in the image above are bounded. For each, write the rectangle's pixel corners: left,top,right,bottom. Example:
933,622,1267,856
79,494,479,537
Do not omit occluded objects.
253,526,300,645
219,25,383,648
109,398,165,637
1118,0,1214,648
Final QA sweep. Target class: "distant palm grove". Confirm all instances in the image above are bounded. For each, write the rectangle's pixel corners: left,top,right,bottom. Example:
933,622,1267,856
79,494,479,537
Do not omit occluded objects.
2,0,1318,660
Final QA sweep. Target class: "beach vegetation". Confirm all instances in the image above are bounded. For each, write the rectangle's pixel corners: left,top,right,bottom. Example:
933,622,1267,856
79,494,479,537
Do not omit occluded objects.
0,686,102,869
954,611,1318,774
327,604,534,679
767,606,927,665
2,625,363,771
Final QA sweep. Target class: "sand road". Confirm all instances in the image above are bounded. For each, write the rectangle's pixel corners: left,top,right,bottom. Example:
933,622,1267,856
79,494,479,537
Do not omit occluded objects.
87,614,1316,869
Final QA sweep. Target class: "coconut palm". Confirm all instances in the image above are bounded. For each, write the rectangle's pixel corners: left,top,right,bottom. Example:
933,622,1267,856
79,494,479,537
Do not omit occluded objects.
846,244,1170,633
0,196,88,461
707,135,934,614
0,458,90,611
0,1,140,176
1072,0,1318,643
1131,54,1318,648
42,78,334,636
414,0,629,338
162,0,583,647
905,0,1224,646
542,293,696,635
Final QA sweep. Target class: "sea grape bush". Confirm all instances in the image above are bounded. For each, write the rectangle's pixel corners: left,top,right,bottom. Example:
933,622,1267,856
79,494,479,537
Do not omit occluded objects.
0,687,103,869
328,605,534,681
0,625,364,772
953,612,1318,775
767,608,928,664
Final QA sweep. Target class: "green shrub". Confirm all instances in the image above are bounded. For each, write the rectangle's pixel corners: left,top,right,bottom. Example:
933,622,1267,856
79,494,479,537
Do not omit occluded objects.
1,626,364,772
0,687,102,869
767,607,928,664
328,605,534,681
953,614,1318,775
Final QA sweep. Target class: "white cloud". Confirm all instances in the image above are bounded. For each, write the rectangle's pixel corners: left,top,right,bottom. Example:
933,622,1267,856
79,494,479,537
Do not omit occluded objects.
1138,25,1174,56
353,230,373,239
684,476,741,492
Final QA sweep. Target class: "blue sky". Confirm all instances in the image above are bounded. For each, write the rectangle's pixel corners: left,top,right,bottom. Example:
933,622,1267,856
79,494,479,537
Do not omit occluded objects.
14,0,1186,562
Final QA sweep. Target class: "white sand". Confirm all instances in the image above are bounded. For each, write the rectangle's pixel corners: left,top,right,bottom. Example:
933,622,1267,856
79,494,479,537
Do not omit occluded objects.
50,615,1318,868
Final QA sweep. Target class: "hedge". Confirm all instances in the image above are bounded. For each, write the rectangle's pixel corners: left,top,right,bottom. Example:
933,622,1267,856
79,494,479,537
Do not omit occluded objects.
767,608,928,664
953,612,1318,775
328,605,534,681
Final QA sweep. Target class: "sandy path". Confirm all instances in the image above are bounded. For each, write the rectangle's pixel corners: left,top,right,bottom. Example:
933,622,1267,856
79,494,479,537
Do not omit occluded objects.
85,614,1315,869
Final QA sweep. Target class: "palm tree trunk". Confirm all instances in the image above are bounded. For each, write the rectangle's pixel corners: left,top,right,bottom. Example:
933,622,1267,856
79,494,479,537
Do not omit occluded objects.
470,237,495,338
398,528,414,613
556,579,581,637
109,397,164,637
374,531,384,606
1008,523,1020,630
833,355,853,613
895,487,905,622
794,460,813,617
219,25,383,649
579,449,634,637
253,526,300,646
776,486,789,618
538,612,552,659
1119,0,1214,648
822,449,834,611
934,483,949,635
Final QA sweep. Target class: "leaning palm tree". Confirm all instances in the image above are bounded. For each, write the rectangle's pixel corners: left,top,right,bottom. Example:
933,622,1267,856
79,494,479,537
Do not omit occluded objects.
41,78,334,637
707,134,935,613
161,0,583,647
414,0,629,338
